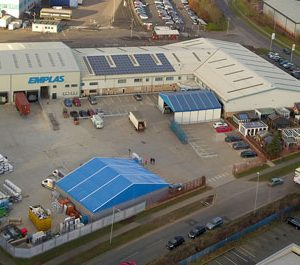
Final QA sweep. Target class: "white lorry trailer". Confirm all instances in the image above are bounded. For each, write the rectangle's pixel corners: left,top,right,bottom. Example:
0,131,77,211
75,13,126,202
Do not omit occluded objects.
91,114,104,129
129,111,146,131
294,167,300,184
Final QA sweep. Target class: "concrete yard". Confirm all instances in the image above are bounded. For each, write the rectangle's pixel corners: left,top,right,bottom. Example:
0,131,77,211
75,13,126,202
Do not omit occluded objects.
0,94,246,234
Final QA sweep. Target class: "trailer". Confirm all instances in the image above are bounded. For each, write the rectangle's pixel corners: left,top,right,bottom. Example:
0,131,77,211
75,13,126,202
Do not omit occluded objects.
15,92,30,115
129,111,146,131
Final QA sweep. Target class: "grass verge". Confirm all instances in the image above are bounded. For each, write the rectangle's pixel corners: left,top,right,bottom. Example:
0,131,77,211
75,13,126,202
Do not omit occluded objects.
273,151,300,165
12,187,210,265
234,164,270,178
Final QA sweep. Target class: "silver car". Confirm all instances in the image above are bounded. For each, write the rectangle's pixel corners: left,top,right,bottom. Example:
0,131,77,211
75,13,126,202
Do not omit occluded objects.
206,217,223,230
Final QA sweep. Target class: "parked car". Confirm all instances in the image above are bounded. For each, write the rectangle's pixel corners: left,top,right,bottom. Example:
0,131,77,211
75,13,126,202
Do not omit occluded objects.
95,108,105,117
291,71,300,79
166,236,185,250
286,216,300,229
268,177,284,187
79,110,89,117
88,95,97,105
232,141,250,150
87,109,96,116
283,48,291,55
206,217,223,230
225,135,242,142
213,121,228,128
64,98,72,107
133,94,143,101
240,150,257,158
216,126,232,133
70,111,79,118
188,225,206,239
72,97,81,107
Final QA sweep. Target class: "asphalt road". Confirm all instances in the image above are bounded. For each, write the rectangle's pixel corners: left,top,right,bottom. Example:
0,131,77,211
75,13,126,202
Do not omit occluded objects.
83,175,298,265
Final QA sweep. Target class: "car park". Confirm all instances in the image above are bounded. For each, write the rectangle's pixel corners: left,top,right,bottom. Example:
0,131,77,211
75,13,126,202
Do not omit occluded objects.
70,110,79,118
188,225,206,239
240,150,257,158
216,126,232,133
206,217,223,230
225,134,242,142
268,177,284,187
72,97,81,107
79,110,89,117
232,141,250,150
88,95,97,105
286,216,300,229
64,98,72,107
166,236,185,250
213,121,228,128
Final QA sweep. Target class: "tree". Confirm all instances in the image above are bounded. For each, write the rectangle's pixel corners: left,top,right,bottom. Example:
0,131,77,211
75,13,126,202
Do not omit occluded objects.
265,133,282,159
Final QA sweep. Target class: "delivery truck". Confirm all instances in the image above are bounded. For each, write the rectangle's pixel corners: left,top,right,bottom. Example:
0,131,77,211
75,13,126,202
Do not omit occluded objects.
15,93,30,115
129,111,146,131
91,114,104,129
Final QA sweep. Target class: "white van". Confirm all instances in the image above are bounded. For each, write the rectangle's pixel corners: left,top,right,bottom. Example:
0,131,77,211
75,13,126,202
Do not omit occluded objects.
91,114,104,129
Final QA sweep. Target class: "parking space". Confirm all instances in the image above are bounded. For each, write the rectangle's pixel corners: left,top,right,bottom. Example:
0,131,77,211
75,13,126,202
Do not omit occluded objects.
207,218,300,265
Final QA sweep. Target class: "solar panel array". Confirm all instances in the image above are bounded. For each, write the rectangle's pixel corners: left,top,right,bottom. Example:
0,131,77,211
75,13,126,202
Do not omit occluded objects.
161,90,221,112
86,53,175,75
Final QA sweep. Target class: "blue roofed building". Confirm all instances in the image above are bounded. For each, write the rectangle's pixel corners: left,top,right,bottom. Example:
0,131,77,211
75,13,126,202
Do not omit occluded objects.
158,90,221,124
56,157,169,220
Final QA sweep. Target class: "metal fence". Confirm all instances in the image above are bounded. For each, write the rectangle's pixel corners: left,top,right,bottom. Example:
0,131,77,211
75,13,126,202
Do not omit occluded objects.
179,207,294,265
170,120,188,144
0,202,146,258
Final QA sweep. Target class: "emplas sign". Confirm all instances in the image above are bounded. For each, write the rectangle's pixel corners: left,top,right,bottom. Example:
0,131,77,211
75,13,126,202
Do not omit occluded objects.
28,75,64,84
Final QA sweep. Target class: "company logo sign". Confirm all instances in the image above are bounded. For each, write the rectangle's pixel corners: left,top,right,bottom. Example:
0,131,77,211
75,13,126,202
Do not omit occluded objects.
28,75,65,84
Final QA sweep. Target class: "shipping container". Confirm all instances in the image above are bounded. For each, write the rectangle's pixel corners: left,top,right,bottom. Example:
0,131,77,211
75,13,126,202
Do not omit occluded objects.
49,0,78,8
129,111,146,131
15,93,30,115
28,205,52,231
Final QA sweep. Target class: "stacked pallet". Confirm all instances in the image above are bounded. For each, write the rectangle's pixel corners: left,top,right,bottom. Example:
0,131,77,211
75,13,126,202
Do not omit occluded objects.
0,154,13,175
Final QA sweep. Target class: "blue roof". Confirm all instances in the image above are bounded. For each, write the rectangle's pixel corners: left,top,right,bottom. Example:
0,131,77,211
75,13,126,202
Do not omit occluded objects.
86,53,175,76
56,158,169,214
242,121,268,129
159,90,221,112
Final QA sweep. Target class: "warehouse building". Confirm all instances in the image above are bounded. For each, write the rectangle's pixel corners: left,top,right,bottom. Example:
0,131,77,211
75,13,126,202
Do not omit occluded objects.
158,90,221,124
263,0,300,37
0,0,40,18
56,157,169,220
1,38,300,115
0,42,80,103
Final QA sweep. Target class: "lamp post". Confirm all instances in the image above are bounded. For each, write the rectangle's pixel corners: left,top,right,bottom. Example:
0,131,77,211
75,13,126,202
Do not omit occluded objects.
112,0,116,24
291,44,296,62
269,33,275,51
227,18,230,34
110,207,121,244
254,172,260,214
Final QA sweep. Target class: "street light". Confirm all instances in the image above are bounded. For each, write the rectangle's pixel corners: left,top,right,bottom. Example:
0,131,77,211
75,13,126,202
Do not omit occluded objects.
112,0,116,24
269,33,275,51
291,44,296,62
227,18,230,34
254,172,260,214
110,206,122,244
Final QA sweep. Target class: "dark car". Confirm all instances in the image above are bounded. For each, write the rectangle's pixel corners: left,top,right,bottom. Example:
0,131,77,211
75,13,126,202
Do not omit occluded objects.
232,141,250,150
283,48,291,55
291,71,300,79
188,225,206,239
286,216,300,229
268,177,284,187
79,110,89,117
166,236,185,250
240,150,257,158
64,98,72,107
133,94,143,101
206,217,223,230
87,109,96,116
72,97,81,107
225,135,242,143
88,95,97,105
95,108,105,117
70,111,79,118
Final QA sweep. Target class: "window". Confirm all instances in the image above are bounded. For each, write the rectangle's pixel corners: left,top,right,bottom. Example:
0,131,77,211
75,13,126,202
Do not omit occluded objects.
118,79,126,84
71,84,78,87
81,82,85,86
178,76,182,80
166,77,174,81
155,77,163,81
65,84,70,88
89,89,97,93
146,78,149,82
53,85,57,88
89,82,98,86
134,78,142,83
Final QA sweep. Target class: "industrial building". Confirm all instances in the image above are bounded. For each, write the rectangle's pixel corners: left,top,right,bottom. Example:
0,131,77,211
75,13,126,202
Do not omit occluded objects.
56,157,169,220
263,0,300,37
158,90,221,124
0,0,40,18
1,38,300,115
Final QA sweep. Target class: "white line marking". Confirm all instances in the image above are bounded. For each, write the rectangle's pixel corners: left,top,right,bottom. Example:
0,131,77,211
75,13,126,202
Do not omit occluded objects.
232,250,248,262
122,251,139,260
224,255,237,265
214,260,223,265
239,246,256,258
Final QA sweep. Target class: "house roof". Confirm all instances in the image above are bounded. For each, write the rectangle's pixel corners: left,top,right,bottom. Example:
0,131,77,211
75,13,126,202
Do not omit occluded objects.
255,108,275,115
241,121,268,129
159,90,221,112
56,157,169,214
